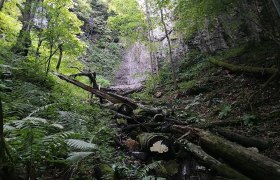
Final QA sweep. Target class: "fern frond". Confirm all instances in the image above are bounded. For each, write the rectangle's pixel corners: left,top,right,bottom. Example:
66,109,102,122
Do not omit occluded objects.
3,124,16,132
140,161,163,178
27,103,56,117
57,111,88,132
43,131,78,144
65,139,98,151
13,117,47,129
66,152,94,162
49,123,64,130
142,176,166,180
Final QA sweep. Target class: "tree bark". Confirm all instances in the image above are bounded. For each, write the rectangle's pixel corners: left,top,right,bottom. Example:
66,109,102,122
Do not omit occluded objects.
0,99,17,179
13,0,39,56
45,44,59,75
144,0,156,75
159,8,178,89
179,139,249,179
171,125,280,180
216,128,270,150
55,44,63,72
0,99,5,171
209,58,279,75
137,133,171,154
56,74,138,109
0,0,5,11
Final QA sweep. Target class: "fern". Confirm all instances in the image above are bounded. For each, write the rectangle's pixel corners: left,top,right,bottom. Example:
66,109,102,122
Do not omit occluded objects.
49,123,64,130
13,117,47,129
43,131,78,144
142,176,166,180
3,124,16,132
140,161,164,178
57,111,88,133
66,152,94,162
27,103,56,117
65,139,98,151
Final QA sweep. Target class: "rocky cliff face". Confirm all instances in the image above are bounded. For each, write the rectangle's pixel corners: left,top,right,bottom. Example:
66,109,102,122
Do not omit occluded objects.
152,0,279,58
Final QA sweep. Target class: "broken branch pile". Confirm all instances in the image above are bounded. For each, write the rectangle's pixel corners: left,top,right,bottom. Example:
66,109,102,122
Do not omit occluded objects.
57,73,280,179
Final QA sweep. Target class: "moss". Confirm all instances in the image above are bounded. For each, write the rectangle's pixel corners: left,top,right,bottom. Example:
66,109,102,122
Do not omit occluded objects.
179,80,197,90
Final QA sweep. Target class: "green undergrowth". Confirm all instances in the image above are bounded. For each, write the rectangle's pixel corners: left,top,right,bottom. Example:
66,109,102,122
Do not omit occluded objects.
0,46,129,179
209,41,279,66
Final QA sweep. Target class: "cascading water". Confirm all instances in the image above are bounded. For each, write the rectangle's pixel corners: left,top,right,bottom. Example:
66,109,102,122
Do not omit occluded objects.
112,42,151,90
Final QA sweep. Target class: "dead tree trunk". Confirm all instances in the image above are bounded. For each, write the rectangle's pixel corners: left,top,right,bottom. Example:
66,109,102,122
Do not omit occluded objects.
172,125,280,180
209,58,279,75
216,128,270,150
137,133,171,154
56,74,138,109
179,139,249,179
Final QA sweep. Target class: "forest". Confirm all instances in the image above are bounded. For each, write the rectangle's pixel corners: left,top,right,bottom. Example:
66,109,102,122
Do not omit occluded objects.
0,0,280,179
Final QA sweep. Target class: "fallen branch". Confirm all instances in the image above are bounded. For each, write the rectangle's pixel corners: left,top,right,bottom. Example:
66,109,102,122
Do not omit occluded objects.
209,59,279,75
56,74,138,109
122,123,161,132
197,120,243,129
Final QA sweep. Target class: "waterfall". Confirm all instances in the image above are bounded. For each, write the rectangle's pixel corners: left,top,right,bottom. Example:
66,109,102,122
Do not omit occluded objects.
113,42,151,90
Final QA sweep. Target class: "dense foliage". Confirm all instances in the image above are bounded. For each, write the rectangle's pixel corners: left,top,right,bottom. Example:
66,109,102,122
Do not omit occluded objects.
108,0,147,43
1,0,280,179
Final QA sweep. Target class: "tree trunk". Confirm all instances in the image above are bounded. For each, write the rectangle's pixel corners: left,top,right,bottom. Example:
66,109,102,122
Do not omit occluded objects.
0,99,5,176
209,58,279,75
56,44,63,72
159,8,178,89
179,139,249,179
0,0,5,11
35,38,43,62
144,0,156,74
0,100,17,179
137,133,171,154
46,44,59,75
171,125,280,180
56,74,138,109
13,0,38,56
46,44,53,75
216,128,270,150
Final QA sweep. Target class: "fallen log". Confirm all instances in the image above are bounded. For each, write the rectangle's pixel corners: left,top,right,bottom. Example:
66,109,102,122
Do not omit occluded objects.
152,114,164,122
165,117,191,126
216,128,270,150
197,120,243,129
209,59,279,75
122,123,161,132
56,74,138,109
134,104,162,117
113,112,134,122
171,125,280,180
120,87,144,96
178,139,249,180
104,103,134,116
137,133,172,154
